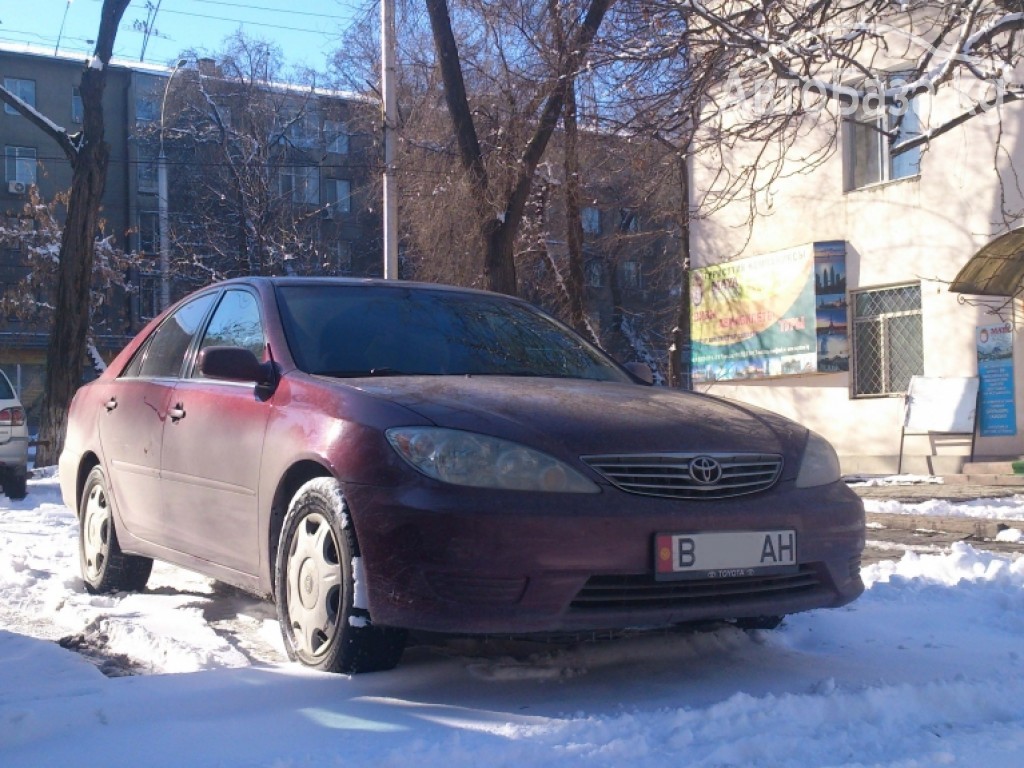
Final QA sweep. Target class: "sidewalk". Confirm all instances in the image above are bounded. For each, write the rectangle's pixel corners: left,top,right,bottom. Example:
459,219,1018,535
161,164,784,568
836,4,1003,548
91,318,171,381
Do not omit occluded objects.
848,476,1024,539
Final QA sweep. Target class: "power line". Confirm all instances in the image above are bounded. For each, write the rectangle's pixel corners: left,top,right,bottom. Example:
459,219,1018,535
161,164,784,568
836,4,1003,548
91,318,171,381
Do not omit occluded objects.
187,0,356,22
159,8,342,37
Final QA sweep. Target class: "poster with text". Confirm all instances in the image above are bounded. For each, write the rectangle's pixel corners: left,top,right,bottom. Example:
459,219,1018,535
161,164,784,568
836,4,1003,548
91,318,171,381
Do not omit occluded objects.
977,322,1017,436
691,242,847,382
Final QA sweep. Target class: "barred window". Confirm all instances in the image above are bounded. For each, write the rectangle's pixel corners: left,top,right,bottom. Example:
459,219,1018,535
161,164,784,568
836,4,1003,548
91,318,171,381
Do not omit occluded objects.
851,283,922,397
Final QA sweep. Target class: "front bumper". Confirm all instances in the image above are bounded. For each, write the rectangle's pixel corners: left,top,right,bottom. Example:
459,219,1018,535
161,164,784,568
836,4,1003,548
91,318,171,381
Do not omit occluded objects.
344,479,865,634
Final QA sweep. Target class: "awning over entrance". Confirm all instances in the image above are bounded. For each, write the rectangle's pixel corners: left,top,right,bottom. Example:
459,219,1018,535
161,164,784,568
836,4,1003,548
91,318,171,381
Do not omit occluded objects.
949,228,1024,297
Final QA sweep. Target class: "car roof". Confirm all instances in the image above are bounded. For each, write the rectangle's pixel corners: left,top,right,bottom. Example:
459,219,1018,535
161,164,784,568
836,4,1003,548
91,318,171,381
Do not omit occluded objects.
217,276,514,301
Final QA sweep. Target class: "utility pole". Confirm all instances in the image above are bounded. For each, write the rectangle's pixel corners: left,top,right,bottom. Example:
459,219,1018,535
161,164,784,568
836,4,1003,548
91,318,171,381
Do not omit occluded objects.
381,0,399,279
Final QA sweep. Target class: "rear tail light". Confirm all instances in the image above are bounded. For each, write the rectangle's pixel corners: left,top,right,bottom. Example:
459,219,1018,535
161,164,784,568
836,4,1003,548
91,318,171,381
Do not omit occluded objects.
0,407,24,427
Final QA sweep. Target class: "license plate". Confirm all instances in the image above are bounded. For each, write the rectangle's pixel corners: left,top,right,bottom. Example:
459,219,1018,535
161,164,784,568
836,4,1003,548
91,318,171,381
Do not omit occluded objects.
655,530,797,580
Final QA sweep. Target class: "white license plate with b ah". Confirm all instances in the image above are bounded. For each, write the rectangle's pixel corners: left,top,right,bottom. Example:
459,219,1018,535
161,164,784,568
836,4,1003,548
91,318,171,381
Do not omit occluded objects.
655,530,797,580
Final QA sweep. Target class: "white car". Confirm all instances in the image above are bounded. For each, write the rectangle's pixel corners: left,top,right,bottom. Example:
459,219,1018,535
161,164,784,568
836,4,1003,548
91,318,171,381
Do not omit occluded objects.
0,369,28,500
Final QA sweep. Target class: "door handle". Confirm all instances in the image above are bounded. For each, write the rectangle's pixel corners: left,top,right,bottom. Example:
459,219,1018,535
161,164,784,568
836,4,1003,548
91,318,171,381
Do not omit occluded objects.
168,404,186,422
104,397,117,412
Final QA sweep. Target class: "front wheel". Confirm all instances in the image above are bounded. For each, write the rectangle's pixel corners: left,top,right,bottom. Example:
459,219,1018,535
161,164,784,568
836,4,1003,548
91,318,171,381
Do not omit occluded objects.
79,466,153,593
274,477,406,673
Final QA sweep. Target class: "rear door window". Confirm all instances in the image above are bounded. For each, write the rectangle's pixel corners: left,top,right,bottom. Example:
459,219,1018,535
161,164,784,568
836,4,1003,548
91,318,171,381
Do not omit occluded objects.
136,293,218,379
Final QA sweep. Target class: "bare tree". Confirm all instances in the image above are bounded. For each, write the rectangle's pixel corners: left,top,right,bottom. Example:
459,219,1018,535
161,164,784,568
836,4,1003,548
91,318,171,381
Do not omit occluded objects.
0,190,137,338
423,0,615,295
147,35,377,291
0,0,132,464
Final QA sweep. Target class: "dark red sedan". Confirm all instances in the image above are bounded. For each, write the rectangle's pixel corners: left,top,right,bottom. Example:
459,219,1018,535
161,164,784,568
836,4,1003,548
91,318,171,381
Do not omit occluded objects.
60,277,864,673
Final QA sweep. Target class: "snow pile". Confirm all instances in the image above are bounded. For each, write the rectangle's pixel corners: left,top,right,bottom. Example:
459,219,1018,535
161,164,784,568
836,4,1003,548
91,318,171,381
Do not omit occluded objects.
2,476,1024,766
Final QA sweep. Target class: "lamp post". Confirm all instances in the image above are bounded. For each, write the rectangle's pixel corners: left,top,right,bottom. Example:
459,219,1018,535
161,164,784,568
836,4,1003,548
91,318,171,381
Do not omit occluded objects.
381,0,398,279
158,58,188,310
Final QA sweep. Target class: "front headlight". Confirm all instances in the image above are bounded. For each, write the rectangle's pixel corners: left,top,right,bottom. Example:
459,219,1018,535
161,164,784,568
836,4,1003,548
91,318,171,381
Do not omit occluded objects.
795,430,842,488
386,427,599,493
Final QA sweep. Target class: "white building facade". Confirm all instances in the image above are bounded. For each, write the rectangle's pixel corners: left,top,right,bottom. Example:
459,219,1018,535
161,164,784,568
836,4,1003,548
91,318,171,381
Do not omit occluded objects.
690,58,1024,474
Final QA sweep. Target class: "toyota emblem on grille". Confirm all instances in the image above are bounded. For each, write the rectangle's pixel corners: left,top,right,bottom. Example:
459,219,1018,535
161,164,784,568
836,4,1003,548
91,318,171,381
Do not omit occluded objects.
689,456,723,485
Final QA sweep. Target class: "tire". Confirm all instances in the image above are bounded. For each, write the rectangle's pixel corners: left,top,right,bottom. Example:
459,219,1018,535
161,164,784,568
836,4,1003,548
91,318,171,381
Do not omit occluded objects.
3,472,27,500
79,466,153,594
736,615,785,631
275,477,406,674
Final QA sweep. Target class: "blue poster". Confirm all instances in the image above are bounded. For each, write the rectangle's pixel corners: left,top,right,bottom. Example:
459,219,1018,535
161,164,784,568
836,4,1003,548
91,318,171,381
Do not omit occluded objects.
977,323,1017,436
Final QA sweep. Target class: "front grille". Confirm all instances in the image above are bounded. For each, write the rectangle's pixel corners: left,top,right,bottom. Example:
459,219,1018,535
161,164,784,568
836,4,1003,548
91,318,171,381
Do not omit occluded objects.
582,453,783,500
570,567,820,611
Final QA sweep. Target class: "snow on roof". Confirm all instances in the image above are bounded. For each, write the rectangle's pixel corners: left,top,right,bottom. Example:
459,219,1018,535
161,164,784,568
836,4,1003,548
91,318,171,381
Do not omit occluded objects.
0,40,374,104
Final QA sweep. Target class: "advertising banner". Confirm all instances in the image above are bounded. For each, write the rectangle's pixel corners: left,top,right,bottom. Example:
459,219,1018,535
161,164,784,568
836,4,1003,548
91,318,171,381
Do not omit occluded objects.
691,241,848,382
976,322,1017,436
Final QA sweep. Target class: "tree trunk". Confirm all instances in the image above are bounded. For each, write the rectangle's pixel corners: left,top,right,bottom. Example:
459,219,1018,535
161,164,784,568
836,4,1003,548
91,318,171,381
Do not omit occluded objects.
562,77,588,337
34,0,130,466
424,0,614,297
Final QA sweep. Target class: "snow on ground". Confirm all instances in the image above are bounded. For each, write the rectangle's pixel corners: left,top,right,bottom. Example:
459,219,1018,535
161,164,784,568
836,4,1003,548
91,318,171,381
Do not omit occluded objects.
865,492,1024,523
2,476,1024,767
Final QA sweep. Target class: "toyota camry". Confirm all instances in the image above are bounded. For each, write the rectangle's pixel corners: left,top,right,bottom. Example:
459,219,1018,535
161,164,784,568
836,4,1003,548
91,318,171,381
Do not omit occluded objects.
60,277,865,673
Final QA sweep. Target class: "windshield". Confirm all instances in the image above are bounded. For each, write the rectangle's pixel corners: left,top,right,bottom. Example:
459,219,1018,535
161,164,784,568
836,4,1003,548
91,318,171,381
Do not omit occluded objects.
276,284,630,383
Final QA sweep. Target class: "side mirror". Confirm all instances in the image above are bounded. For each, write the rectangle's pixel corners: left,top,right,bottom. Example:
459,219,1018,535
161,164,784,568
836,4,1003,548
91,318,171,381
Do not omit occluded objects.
199,346,275,387
624,361,654,385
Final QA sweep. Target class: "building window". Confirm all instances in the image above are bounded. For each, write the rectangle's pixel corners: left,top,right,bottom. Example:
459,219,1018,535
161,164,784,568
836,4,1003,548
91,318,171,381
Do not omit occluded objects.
5,146,37,185
620,209,640,233
621,260,642,290
3,78,35,114
845,74,922,190
138,211,160,254
331,241,353,274
71,85,84,123
851,283,922,397
323,120,350,154
325,178,351,214
280,166,320,205
585,260,604,288
138,271,161,321
582,206,601,235
286,110,320,148
135,94,158,123
137,145,158,193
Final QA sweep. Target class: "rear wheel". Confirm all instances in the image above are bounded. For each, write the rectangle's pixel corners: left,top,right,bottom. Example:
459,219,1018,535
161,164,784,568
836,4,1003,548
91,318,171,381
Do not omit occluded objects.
79,466,153,594
3,471,26,500
275,477,406,674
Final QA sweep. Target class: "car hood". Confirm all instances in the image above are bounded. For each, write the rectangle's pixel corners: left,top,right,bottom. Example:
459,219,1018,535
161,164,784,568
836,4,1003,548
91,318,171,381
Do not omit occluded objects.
348,376,808,476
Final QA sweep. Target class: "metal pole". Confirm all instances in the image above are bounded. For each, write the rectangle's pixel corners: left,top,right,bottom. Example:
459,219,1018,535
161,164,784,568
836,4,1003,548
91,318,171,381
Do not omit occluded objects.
158,149,170,310
158,59,187,310
381,0,399,279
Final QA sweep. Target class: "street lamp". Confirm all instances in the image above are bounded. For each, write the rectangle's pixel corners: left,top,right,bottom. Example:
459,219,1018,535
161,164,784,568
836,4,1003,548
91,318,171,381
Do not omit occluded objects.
158,58,188,311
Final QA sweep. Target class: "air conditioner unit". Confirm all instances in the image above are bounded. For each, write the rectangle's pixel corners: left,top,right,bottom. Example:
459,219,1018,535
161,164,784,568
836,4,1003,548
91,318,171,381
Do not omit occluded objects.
7,180,27,195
